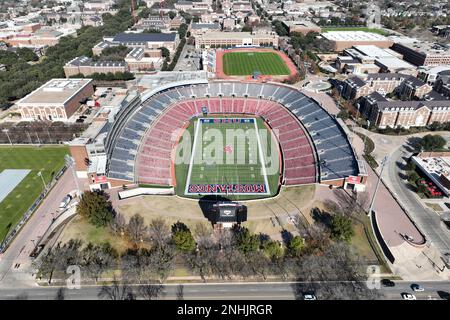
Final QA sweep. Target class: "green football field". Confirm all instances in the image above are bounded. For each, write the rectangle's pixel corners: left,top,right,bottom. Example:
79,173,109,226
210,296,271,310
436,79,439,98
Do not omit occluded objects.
223,52,291,76
0,146,68,241
175,117,280,200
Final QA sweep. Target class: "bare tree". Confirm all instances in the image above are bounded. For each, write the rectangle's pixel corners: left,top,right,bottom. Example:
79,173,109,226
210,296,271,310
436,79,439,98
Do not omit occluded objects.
110,212,126,235
126,214,147,244
81,243,118,283
148,218,171,247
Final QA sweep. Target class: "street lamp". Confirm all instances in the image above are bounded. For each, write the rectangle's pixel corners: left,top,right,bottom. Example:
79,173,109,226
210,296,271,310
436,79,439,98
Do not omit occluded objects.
65,155,81,197
2,128,12,145
368,155,389,216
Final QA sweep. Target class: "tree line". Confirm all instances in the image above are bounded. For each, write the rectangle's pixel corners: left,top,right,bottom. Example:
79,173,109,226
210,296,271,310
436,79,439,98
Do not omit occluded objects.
32,190,378,300
0,1,134,106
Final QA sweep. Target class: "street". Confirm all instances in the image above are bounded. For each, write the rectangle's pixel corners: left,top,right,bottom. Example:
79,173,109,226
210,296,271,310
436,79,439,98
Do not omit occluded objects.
383,145,450,255
0,281,448,300
0,170,78,288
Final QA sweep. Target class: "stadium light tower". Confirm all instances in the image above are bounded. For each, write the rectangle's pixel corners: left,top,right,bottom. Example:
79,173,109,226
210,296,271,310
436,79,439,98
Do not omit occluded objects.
37,171,47,192
2,128,12,145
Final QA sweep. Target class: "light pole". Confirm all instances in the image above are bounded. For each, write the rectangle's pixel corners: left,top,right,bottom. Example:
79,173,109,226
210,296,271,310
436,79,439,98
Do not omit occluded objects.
368,155,389,216
37,171,47,191
65,155,81,197
2,129,12,145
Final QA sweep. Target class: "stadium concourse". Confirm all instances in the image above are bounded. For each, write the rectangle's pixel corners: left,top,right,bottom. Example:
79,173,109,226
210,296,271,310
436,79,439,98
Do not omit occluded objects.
105,80,365,197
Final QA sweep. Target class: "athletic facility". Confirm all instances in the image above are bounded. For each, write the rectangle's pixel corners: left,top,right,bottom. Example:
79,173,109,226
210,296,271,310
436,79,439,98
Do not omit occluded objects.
223,51,290,76
0,146,68,241
215,48,298,81
105,80,364,200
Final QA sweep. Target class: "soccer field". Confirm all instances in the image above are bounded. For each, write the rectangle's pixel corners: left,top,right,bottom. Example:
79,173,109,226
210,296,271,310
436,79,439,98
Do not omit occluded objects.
175,117,280,200
222,51,291,76
0,146,68,241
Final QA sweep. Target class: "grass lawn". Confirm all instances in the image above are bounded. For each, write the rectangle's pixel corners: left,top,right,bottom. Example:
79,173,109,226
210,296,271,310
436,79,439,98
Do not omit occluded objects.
322,27,389,35
175,117,280,200
223,52,290,76
0,145,68,241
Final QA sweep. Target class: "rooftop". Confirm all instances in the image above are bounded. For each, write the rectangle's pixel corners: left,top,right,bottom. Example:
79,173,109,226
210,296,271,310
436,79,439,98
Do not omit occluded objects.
198,32,276,39
322,31,390,42
112,32,177,43
18,78,93,105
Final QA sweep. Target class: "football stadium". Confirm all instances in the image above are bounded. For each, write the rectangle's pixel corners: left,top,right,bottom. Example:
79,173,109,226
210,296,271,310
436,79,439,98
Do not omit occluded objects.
104,80,365,201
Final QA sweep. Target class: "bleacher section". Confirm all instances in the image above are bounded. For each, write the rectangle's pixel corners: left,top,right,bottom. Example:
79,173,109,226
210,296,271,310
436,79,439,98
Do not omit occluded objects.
107,81,359,186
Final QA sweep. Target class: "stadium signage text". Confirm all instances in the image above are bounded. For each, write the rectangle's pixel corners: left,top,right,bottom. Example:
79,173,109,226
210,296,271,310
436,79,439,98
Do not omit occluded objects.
187,183,267,194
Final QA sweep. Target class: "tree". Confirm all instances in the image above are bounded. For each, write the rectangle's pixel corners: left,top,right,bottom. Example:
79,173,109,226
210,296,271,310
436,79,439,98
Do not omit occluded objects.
148,218,171,247
81,242,118,283
159,47,170,59
407,171,420,185
418,134,447,152
17,48,38,62
168,11,176,19
234,227,259,254
261,239,283,260
171,221,196,253
76,191,115,227
126,214,147,244
330,214,354,242
287,236,305,257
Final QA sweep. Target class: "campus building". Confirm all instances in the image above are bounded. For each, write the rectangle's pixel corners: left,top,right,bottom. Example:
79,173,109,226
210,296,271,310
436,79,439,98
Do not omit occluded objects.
93,32,180,55
64,56,128,77
336,45,416,76
194,31,279,49
391,42,450,67
321,31,394,52
359,91,450,129
17,78,94,121
282,20,321,35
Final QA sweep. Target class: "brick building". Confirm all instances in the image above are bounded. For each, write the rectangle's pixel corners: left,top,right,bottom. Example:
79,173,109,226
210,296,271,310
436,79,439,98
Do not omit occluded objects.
392,42,450,67
194,31,279,49
64,56,128,77
17,79,94,121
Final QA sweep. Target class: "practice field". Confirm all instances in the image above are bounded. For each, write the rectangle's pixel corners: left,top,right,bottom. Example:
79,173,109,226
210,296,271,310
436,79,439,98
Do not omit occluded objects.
175,117,280,200
0,146,68,241
222,51,291,76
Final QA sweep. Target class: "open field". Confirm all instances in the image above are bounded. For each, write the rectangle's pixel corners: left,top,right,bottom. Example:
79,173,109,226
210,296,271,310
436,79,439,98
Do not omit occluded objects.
57,185,316,250
0,146,68,241
175,117,280,200
322,27,389,35
223,52,291,76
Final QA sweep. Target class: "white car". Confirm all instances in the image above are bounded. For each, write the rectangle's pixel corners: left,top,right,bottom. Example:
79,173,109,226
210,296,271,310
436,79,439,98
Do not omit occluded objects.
411,284,424,292
303,293,317,300
59,194,72,210
401,293,417,300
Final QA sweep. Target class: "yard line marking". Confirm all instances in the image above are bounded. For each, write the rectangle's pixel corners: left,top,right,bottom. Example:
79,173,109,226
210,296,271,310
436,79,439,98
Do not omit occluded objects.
184,118,202,195
254,118,271,195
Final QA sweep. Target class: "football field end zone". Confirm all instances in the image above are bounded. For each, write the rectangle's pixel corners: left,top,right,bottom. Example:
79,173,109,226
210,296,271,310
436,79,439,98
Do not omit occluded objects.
0,169,31,203
184,117,271,196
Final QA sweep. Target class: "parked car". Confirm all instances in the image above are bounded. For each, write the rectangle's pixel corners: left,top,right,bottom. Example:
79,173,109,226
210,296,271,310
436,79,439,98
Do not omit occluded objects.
381,279,395,287
411,284,424,292
401,293,416,300
59,194,72,210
